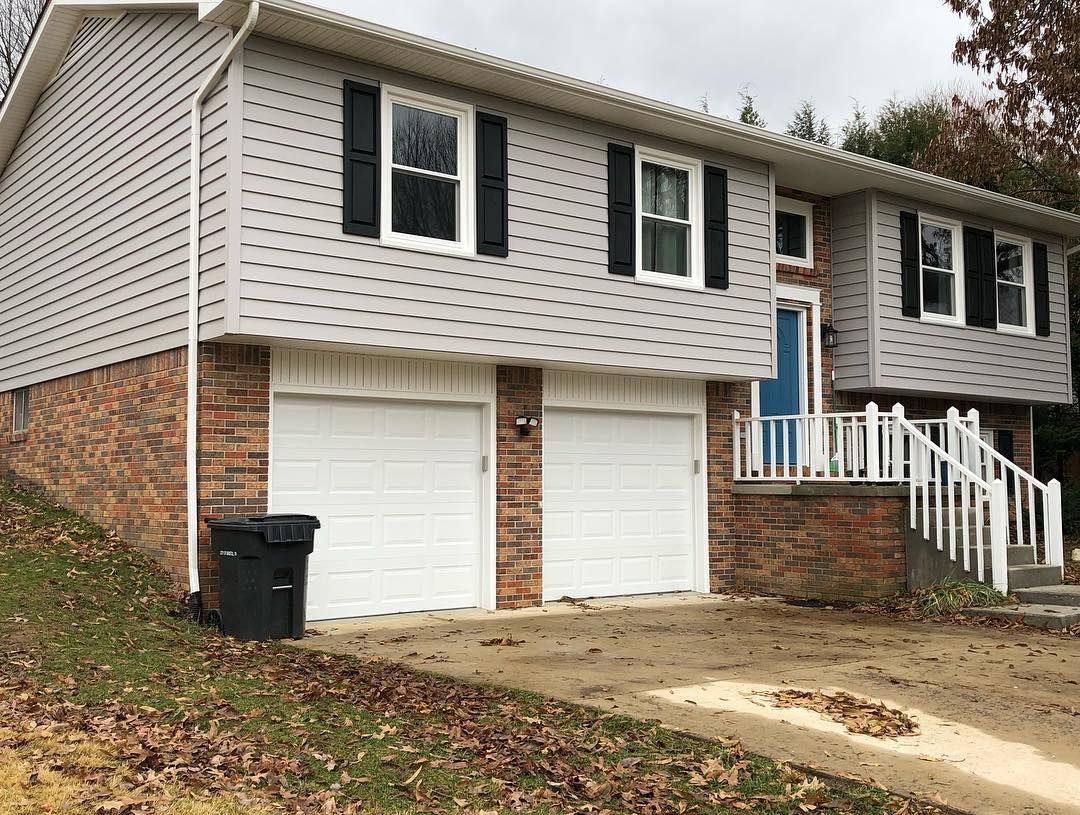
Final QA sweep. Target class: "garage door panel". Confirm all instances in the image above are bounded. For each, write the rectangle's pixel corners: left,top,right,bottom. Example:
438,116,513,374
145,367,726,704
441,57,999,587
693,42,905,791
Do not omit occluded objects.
273,393,484,620
543,408,696,601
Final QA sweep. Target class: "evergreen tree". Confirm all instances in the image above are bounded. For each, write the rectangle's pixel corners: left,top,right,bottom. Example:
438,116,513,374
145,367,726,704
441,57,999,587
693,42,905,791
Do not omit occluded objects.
785,100,831,145
736,88,766,128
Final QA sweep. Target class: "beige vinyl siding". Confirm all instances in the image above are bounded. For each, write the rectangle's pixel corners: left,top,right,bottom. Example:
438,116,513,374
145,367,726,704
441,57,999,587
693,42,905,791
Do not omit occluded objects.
0,13,229,391
236,37,775,379
873,192,1070,404
831,191,872,391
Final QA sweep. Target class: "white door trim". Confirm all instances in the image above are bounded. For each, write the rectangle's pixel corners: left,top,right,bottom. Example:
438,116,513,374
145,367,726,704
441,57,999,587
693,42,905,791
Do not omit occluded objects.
268,351,498,612
541,400,709,597
751,282,822,418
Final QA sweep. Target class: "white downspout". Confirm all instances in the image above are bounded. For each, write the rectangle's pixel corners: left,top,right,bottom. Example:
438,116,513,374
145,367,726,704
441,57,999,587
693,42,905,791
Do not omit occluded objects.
187,1,260,604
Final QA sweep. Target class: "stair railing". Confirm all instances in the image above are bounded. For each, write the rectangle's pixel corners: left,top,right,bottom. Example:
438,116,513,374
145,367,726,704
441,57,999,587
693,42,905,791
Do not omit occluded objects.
949,408,1064,578
895,404,1009,593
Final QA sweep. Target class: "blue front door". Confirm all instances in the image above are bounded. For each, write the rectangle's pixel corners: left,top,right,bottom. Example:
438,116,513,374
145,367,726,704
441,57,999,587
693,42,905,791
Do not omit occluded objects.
760,308,801,464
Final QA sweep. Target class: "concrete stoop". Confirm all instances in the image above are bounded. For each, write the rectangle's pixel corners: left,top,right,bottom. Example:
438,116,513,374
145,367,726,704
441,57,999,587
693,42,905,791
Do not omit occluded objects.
962,602,1080,630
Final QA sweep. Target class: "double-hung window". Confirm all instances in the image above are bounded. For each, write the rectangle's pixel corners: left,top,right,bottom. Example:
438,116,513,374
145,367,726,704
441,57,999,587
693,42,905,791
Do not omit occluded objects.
995,234,1034,333
381,87,474,255
919,216,962,322
635,147,703,288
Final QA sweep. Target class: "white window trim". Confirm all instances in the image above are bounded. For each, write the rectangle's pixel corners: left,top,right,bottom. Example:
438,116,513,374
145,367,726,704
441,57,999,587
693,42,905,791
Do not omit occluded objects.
634,145,704,290
775,196,814,269
12,387,28,433
918,213,965,326
379,85,475,257
994,230,1036,336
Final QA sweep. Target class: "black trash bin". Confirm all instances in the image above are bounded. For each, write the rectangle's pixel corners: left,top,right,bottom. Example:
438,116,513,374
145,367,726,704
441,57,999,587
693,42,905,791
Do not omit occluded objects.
207,514,320,641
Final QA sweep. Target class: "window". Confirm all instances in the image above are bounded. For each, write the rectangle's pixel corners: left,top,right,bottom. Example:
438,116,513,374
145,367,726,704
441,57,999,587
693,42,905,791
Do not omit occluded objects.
381,87,473,255
775,197,813,268
996,234,1033,333
12,388,28,433
635,147,703,288
919,216,962,322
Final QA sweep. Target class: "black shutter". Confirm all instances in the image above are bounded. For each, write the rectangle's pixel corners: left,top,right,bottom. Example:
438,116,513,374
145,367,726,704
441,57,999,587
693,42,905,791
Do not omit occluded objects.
1033,242,1051,336
342,80,380,236
475,112,509,257
977,228,996,329
703,166,729,289
607,143,635,276
899,211,920,317
963,226,983,326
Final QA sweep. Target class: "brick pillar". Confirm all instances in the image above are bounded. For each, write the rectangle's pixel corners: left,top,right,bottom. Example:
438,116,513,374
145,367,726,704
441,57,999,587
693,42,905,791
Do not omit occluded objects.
495,365,543,608
196,342,271,606
706,380,750,591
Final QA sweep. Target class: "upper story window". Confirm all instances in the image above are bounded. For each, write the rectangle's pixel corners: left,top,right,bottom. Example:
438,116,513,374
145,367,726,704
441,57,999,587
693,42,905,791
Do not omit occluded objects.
635,147,703,289
996,234,1034,333
775,197,813,268
381,87,474,255
920,216,962,322
12,387,28,433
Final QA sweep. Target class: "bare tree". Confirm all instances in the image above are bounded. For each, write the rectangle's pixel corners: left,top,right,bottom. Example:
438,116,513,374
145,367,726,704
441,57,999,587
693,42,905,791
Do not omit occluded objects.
1,0,47,100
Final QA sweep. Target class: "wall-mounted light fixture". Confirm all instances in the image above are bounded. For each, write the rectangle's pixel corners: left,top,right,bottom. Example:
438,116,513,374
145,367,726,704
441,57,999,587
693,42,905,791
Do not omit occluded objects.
821,323,839,349
515,415,540,435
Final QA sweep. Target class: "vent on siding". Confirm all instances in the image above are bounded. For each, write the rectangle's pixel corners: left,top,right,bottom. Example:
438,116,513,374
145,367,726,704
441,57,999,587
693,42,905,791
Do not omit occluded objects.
56,16,117,77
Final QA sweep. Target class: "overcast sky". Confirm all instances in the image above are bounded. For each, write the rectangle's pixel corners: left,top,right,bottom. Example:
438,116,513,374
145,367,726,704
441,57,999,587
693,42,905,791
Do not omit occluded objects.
317,0,981,137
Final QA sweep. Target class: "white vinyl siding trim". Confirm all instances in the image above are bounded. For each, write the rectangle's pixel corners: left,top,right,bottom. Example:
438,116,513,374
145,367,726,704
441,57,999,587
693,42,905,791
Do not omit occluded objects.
379,85,475,257
543,369,705,412
236,37,776,381
775,196,813,269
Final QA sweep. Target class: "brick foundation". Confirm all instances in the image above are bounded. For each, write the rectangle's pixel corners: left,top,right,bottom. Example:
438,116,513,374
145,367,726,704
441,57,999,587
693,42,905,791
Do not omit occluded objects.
733,487,908,601
494,365,543,608
0,343,270,606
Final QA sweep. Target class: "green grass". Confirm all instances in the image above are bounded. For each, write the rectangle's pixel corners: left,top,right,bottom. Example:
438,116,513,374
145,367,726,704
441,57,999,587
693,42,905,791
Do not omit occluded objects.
0,482,940,815
911,578,1011,617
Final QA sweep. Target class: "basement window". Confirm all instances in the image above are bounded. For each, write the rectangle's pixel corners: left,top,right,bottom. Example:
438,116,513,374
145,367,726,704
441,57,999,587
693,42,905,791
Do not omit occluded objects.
12,387,29,433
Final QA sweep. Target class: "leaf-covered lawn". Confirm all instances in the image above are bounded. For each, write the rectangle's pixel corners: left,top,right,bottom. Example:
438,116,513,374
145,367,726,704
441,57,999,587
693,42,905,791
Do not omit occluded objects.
0,483,943,815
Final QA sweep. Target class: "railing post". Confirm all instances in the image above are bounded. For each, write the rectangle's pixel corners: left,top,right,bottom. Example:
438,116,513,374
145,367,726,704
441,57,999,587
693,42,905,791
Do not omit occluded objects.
732,410,741,480
865,401,879,480
989,478,1009,593
891,403,905,482
946,407,960,481
966,408,981,479
1047,479,1064,572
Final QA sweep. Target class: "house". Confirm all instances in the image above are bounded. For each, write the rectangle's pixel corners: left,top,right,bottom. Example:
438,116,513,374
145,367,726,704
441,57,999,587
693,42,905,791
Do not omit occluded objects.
0,0,1074,621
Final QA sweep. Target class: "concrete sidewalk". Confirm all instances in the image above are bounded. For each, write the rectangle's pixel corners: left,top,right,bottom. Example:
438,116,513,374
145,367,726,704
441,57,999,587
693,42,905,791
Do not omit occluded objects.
298,594,1080,815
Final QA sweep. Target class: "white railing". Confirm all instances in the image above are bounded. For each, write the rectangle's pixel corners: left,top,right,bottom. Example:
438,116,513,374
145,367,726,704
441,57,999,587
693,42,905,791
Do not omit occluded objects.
732,401,1063,592
896,409,1008,592
949,409,1064,577
733,401,975,482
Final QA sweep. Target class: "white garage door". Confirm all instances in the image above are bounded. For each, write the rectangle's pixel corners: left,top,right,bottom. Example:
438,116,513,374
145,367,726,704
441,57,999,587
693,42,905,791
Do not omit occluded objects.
271,393,484,620
543,409,697,601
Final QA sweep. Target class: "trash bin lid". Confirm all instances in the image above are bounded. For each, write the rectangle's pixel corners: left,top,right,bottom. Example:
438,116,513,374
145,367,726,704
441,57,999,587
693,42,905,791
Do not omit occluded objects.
207,514,321,543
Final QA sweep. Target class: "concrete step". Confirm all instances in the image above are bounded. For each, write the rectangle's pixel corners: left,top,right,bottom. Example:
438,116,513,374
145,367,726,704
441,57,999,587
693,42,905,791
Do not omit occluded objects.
1007,564,1063,589
962,603,1080,630
1007,545,1036,566
1012,583,1079,606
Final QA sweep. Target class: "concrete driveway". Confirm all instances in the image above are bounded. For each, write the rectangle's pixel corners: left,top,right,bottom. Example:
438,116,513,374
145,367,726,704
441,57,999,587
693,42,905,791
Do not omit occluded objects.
300,594,1080,815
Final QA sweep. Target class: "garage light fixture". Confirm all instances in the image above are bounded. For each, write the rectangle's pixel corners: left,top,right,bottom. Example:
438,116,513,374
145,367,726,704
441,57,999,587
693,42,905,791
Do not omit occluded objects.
515,415,540,435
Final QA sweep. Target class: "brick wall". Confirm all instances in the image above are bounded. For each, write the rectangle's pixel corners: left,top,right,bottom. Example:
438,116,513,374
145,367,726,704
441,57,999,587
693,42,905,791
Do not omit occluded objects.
706,380,747,591
196,343,271,599
494,365,543,608
733,488,907,601
0,343,270,605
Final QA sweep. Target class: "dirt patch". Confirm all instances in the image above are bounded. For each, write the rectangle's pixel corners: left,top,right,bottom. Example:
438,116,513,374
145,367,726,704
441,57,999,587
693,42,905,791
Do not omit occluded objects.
765,689,919,737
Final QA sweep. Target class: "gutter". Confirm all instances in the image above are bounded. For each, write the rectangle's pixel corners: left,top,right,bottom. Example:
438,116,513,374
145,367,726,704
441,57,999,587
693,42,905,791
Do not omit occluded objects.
186,0,260,614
